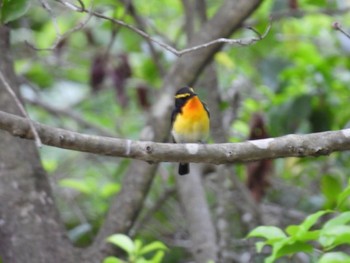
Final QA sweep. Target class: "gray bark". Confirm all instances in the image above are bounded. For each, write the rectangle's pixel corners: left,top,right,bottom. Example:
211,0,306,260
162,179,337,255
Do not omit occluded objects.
176,164,218,262
1,110,349,164
0,26,78,263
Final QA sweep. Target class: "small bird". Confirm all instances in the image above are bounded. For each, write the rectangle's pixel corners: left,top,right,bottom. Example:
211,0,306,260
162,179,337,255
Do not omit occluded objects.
171,87,210,175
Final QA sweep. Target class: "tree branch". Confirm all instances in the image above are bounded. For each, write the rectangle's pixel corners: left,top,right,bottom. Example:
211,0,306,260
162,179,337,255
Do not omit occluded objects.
1,110,350,164
333,21,350,39
0,70,42,147
25,5,93,51
54,0,270,56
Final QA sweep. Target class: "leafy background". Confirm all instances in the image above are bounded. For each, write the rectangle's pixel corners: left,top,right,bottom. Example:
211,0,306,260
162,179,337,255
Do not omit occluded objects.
2,0,350,262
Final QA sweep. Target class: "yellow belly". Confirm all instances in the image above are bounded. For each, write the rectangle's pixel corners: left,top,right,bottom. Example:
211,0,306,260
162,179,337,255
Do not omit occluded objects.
172,97,209,143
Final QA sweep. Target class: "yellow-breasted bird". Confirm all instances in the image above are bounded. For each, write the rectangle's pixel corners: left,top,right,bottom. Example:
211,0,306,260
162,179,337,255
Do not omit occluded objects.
171,87,210,175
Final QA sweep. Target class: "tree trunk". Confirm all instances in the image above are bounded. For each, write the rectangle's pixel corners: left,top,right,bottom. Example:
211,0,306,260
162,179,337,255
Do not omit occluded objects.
0,26,78,263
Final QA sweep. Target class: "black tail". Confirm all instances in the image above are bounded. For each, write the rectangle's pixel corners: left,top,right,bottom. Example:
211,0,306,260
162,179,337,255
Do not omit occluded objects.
178,163,189,175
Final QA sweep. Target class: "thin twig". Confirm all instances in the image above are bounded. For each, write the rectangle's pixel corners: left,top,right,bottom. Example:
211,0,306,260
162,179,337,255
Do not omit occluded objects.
333,21,350,39
103,2,130,60
26,2,93,51
55,0,271,57
38,0,61,37
178,23,271,56
0,71,42,148
121,0,165,76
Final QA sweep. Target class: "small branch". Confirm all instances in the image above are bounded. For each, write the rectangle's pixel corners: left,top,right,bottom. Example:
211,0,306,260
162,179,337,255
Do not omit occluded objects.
1,110,350,164
55,0,270,56
39,0,61,37
333,21,350,39
26,1,93,51
0,72,42,148
178,23,270,56
121,0,165,76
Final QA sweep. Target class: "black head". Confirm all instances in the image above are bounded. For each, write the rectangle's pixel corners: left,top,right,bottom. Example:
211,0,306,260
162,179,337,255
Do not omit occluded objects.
171,87,201,123
175,87,196,97
174,87,196,107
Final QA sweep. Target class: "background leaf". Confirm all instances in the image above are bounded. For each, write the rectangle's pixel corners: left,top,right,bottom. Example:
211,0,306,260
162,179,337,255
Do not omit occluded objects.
139,241,168,255
319,225,350,249
107,234,135,255
247,226,287,241
318,252,350,263
1,0,31,23
102,256,124,263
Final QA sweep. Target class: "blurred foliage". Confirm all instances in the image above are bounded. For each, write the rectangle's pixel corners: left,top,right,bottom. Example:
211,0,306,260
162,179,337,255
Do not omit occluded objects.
105,233,168,263
3,0,350,261
0,0,31,24
248,181,350,262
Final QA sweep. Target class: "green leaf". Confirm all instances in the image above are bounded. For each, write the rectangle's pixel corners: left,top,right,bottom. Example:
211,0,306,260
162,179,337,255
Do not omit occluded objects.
102,256,125,263
149,251,166,263
101,183,121,198
321,174,342,208
318,252,350,263
59,179,92,194
283,211,328,246
107,234,135,255
231,120,250,138
323,212,350,229
285,225,299,236
42,159,58,173
264,238,313,263
264,238,290,263
319,225,350,249
337,183,350,208
134,239,143,255
255,241,266,253
139,241,168,255
298,210,329,232
247,226,287,241
24,62,54,88
1,0,31,24
286,224,320,241
215,52,235,69
275,241,313,258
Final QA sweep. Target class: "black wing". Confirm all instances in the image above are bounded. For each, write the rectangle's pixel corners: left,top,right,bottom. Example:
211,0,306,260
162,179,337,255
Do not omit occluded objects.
202,101,210,118
170,107,181,143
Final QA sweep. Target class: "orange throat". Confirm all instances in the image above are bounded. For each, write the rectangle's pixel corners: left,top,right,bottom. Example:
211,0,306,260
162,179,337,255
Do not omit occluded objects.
183,97,204,118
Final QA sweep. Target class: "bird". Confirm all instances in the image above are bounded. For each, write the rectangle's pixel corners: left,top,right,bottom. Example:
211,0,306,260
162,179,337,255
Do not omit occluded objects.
171,87,210,175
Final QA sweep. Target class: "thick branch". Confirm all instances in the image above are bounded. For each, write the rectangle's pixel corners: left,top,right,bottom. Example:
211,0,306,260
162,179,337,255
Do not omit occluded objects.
1,110,350,164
